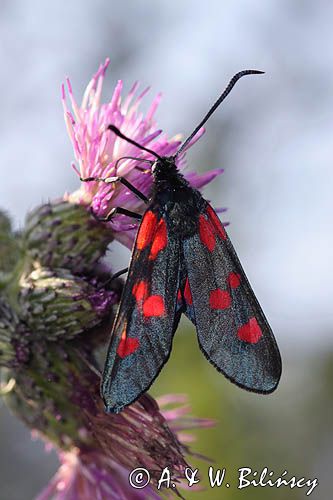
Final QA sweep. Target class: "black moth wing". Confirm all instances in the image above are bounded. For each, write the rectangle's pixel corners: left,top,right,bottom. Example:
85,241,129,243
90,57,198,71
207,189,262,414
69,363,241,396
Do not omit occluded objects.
101,207,181,413
182,203,282,393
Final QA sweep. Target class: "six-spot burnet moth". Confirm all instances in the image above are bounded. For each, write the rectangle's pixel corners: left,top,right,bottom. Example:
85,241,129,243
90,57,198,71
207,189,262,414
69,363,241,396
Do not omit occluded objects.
82,70,282,414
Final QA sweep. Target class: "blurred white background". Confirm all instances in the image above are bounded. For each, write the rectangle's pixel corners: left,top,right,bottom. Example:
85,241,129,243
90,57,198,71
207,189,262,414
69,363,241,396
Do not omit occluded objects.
0,1,332,498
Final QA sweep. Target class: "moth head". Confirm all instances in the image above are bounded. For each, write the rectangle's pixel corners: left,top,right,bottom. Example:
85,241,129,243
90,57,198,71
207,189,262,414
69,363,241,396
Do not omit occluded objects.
151,157,177,177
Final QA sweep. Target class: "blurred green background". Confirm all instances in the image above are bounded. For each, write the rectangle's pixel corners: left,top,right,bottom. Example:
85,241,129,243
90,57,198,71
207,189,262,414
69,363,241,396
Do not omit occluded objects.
1,1,332,498
152,320,330,499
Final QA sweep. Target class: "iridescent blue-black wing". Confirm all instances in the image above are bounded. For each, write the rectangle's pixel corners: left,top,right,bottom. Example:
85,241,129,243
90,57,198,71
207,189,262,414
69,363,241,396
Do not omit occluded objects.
181,203,281,393
101,209,181,413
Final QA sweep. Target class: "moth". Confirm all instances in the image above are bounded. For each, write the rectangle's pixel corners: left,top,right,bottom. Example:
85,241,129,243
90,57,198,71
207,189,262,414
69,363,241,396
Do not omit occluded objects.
83,70,282,413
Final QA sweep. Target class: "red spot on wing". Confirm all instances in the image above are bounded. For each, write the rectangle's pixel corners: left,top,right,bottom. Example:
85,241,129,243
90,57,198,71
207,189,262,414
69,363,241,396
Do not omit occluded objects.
228,272,241,289
199,215,216,252
136,211,157,250
177,289,182,302
143,295,166,317
117,336,140,358
149,218,167,260
184,277,193,305
132,281,149,302
237,317,262,344
206,205,227,240
209,289,231,310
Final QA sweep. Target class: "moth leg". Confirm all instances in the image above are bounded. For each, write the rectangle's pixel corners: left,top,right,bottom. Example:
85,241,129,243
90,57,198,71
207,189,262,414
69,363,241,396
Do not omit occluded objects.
90,206,142,223
114,156,153,173
80,175,149,204
110,267,129,281
98,267,129,290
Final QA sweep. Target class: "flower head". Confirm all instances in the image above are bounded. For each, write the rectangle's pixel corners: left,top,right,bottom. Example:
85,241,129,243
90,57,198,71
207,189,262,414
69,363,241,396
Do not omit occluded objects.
35,394,213,500
63,58,223,248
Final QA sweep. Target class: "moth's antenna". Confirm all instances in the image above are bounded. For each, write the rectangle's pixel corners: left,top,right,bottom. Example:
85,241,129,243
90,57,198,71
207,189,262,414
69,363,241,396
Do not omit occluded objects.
108,125,162,161
175,70,264,158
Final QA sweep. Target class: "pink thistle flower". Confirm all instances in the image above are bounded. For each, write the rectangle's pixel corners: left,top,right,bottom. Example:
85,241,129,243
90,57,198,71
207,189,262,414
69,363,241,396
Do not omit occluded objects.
35,393,213,500
63,59,223,248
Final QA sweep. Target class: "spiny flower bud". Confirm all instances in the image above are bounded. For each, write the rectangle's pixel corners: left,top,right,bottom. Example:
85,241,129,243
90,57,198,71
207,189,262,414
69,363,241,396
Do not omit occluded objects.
4,341,97,449
0,297,30,368
18,265,117,340
23,200,113,275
